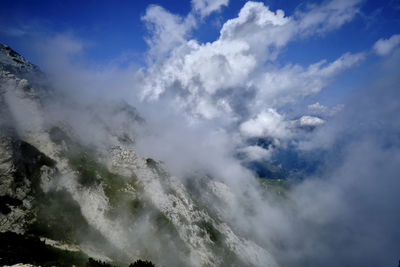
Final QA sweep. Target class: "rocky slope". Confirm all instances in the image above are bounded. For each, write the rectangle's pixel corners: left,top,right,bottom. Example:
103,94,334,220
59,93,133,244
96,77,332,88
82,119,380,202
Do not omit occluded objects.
0,44,278,267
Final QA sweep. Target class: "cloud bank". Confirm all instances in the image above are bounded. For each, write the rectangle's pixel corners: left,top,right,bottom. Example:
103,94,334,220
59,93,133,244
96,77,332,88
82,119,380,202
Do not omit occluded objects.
7,1,400,266
136,2,400,266
137,0,364,168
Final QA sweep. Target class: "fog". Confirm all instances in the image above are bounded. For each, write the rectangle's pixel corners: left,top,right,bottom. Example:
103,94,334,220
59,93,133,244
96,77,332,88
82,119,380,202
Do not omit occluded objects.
5,0,400,266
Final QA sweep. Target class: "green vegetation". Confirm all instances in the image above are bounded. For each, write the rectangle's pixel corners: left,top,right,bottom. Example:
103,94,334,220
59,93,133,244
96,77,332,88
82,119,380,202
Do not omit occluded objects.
0,232,158,267
85,258,117,267
28,189,106,244
49,126,72,145
194,220,222,244
129,259,156,267
84,258,156,267
258,178,290,196
184,177,223,224
128,198,144,215
16,140,56,193
45,127,190,265
50,126,130,191
85,258,122,267
145,158,168,177
193,218,248,266
68,150,104,187
58,133,140,207
66,147,147,233
0,195,22,214
145,158,158,169
0,232,87,267
154,212,179,237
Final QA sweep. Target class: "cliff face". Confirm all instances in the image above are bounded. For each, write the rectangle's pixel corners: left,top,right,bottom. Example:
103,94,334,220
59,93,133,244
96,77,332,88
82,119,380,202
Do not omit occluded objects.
0,51,57,236
0,44,278,267
0,44,40,75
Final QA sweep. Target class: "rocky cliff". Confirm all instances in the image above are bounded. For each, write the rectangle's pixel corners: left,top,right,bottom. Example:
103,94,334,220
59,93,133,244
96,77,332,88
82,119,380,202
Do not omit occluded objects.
0,44,278,267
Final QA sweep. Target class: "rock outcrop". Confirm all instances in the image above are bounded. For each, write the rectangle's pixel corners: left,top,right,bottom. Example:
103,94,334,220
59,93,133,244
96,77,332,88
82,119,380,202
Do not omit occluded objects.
0,44,278,267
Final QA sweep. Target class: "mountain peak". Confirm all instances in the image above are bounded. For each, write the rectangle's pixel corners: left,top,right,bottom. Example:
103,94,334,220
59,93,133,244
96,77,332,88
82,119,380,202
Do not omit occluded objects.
0,44,40,76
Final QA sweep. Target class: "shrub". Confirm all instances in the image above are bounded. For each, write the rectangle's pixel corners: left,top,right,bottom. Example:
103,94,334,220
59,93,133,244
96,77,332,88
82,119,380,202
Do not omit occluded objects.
129,259,156,267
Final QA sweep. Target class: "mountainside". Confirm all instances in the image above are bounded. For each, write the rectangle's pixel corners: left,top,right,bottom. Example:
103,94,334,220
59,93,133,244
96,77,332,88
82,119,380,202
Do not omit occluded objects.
0,44,278,266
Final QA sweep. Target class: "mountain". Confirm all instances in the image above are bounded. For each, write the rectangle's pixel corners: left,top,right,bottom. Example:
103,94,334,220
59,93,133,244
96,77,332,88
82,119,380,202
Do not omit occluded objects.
0,44,278,266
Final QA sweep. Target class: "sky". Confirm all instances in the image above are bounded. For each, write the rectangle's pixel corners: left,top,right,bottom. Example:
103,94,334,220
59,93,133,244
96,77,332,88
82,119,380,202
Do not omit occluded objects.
0,0,399,109
1,1,400,266
1,0,399,63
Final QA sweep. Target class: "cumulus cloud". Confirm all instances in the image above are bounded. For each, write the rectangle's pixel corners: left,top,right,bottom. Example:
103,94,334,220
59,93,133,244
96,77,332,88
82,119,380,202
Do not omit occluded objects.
9,1,399,265
373,34,400,56
240,109,290,140
298,115,325,127
219,1,292,60
142,5,196,59
191,0,229,17
132,5,400,266
19,1,367,184
134,0,367,177
140,1,364,128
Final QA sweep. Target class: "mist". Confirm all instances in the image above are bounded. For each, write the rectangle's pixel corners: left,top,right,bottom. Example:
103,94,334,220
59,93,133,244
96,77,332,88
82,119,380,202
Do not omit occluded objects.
3,0,400,266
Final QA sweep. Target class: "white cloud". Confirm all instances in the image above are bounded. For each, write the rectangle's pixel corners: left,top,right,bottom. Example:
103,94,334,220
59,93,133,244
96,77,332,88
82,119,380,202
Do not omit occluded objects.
140,38,258,119
14,2,398,266
191,0,229,17
141,1,293,105
140,1,364,122
373,34,400,56
308,102,327,113
239,145,272,161
239,109,290,140
298,115,325,127
219,1,292,60
137,1,366,163
142,5,196,59
251,52,364,110
308,102,344,117
295,0,363,36
15,3,400,265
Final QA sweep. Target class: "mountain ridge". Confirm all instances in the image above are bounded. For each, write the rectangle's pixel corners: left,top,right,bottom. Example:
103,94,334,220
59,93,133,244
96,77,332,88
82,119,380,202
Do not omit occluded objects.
0,44,279,267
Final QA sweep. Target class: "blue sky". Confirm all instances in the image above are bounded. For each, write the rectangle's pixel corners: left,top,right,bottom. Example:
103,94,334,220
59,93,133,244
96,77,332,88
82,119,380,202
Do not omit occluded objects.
1,0,399,66
0,0,399,134
1,0,400,155
1,3,400,265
